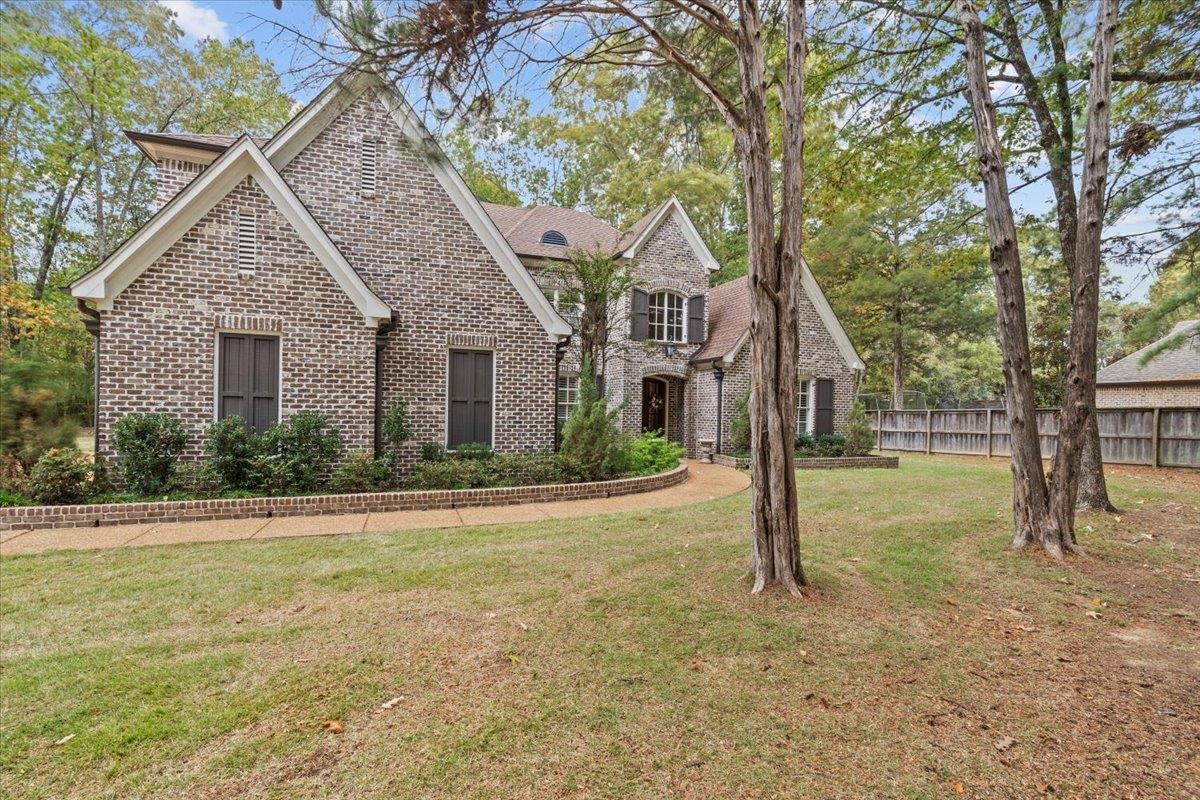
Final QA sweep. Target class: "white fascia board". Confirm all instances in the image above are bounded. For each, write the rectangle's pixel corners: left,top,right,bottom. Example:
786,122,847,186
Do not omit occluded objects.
264,66,571,341
621,197,720,272
800,257,865,372
722,329,752,367
72,138,391,327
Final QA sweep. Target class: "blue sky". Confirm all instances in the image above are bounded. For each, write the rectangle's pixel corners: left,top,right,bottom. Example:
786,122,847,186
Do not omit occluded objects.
163,0,1186,301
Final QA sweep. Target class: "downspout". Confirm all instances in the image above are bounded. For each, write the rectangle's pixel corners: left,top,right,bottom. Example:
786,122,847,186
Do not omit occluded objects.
713,362,725,455
373,314,398,458
77,298,101,456
554,335,572,452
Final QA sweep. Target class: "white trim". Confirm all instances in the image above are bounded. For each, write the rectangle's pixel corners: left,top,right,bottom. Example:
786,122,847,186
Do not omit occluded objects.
444,345,497,451
263,66,571,341
212,329,283,429
800,257,866,373
71,137,391,327
721,329,752,367
621,197,719,272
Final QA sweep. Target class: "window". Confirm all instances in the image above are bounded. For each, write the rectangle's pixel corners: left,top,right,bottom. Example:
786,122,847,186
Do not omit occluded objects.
648,291,684,342
540,229,568,246
797,377,814,434
557,374,579,427
447,349,494,448
360,138,378,194
217,333,279,433
236,212,255,275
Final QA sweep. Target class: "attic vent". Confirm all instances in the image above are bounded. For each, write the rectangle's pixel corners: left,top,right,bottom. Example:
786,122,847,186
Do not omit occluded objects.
237,212,255,275
361,138,378,194
540,229,568,247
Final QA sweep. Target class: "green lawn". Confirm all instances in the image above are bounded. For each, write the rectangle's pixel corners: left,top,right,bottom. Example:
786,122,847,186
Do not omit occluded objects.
2,456,1198,799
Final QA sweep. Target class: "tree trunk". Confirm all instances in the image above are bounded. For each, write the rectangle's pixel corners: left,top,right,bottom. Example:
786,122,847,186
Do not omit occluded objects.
742,0,806,595
1077,420,1116,511
891,309,904,410
956,0,1051,549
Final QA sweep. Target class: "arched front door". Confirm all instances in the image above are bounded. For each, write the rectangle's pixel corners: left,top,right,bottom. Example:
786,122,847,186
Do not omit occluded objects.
642,377,668,434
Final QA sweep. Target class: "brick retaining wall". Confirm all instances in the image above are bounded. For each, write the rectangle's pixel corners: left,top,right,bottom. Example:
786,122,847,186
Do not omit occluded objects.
713,454,899,471
0,464,689,532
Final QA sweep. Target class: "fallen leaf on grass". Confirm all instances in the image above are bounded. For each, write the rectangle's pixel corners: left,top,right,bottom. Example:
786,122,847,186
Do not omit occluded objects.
1085,610,1102,619
953,782,965,794
994,736,1016,751
322,720,343,734
53,734,75,746
380,696,404,710
946,597,959,606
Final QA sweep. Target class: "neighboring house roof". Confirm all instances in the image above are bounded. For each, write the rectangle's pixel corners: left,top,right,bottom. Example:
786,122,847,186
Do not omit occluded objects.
1097,320,1200,385
70,137,392,326
617,197,720,272
482,202,623,260
690,266,866,373
125,131,272,165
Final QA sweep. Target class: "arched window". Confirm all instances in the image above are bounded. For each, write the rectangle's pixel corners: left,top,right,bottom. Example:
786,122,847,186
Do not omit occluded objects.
648,291,684,342
540,229,568,246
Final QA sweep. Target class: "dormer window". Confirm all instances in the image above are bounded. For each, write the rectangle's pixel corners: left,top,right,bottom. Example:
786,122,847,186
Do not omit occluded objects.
540,229,568,247
360,137,378,194
237,212,255,276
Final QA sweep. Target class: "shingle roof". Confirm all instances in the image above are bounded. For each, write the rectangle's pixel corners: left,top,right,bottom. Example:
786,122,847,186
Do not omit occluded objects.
126,131,271,152
615,199,672,254
1097,320,1200,385
691,275,750,363
481,202,623,261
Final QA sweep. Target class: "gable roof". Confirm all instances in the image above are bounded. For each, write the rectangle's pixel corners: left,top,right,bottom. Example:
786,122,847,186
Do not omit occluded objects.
70,137,392,326
482,202,623,260
690,264,865,373
1097,320,1200,385
618,197,719,272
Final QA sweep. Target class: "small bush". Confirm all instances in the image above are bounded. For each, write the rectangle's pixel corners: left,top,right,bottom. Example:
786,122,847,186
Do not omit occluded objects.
625,431,684,476
420,442,445,462
794,431,814,452
380,399,413,471
260,411,342,493
0,489,32,507
170,461,225,497
332,450,390,493
453,442,494,461
844,402,875,457
729,389,751,454
29,448,94,505
407,451,577,491
112,413,187,495
560,356,625,481
798,434,847,458
0,452,30,495
407,458,482,490
204,416,262,490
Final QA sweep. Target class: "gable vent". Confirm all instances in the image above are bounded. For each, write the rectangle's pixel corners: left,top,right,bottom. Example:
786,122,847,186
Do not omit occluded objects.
540,229,567,246
361,138,378,194
237,212,255,275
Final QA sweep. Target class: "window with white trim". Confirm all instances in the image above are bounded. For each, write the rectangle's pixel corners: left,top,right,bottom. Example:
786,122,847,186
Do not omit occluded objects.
236,212,255,275
797,377,815,434
557,374,579,426
360,138,378,194
648,291,684,343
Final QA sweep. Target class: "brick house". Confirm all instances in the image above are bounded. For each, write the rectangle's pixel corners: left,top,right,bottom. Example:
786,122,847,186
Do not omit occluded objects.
1096,320,1200,409
71,68,862,466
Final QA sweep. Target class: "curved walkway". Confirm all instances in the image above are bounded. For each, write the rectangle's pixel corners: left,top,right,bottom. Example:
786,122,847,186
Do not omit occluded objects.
0,461,749,556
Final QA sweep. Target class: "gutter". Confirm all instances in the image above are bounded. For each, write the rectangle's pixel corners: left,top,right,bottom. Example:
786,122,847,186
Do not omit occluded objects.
373,314,398,458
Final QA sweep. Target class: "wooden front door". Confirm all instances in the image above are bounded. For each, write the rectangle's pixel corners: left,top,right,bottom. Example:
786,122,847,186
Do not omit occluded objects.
642,378,667,434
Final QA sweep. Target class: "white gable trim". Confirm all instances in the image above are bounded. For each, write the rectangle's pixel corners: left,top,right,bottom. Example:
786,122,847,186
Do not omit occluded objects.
71,138,392,327
263,68,572,341
722,329,752,366
801,258,865,373
621,197,720,272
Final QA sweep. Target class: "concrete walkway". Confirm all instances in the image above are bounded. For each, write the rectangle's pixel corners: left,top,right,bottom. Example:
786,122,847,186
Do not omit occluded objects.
0,460,749,556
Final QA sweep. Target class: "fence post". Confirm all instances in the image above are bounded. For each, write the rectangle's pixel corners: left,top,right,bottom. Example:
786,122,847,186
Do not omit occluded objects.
925,408,933,454
876,408,883,452
1151,407,1161,468
986,409,993,458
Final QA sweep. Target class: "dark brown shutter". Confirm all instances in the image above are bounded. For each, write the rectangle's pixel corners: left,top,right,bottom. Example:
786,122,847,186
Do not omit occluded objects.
815,378,835,435
448,349,493,448
630,288,649,341
218,333,278,433
687,294,706,343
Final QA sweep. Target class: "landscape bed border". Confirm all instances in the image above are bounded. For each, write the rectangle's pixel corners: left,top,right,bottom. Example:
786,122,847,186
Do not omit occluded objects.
713,454,900,471
0,463,690,532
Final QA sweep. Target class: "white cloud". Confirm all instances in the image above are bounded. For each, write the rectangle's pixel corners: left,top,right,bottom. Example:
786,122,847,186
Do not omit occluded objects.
158,0,229,42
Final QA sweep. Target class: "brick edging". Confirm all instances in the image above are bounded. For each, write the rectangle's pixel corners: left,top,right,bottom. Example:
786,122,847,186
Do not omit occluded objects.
0,464,689,532
712,454,900,471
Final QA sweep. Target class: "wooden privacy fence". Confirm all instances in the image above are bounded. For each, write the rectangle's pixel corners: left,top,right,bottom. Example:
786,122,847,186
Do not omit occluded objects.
872,407,1200,469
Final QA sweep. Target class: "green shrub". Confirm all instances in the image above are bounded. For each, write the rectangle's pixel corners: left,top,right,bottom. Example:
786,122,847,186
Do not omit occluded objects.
407,451,576,490
844,402,876,457
332,450,390,493
729,389,751,455
0,489,32,507
260,411,342,493
794,431,815,452
625,431,684,476
170,461,225,497
560,356,625,481
380,399,413,471
453,442,494,460
0,355,82,467
204,416,262,490
29,448,94,505
420,442,445,462
407,458,482,490
112,413,187,494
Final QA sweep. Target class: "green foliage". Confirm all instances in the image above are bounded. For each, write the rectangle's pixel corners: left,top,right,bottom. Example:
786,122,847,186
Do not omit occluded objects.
29,448,94,505
203,416,261,491
843,403,875,457
260,412,342,494
624,431,684,476
797,435,848,459
331,450,390,494
419,442,446,462
0,489,32,507
794,431,814,452
559,356,625,481
170,461,225,498
0,353,81,467
379,398,413,470
453,442,494,460
0,452,31,495
112,413,187,495
407,451,577,491
729,389,751,454
549,248,638,374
